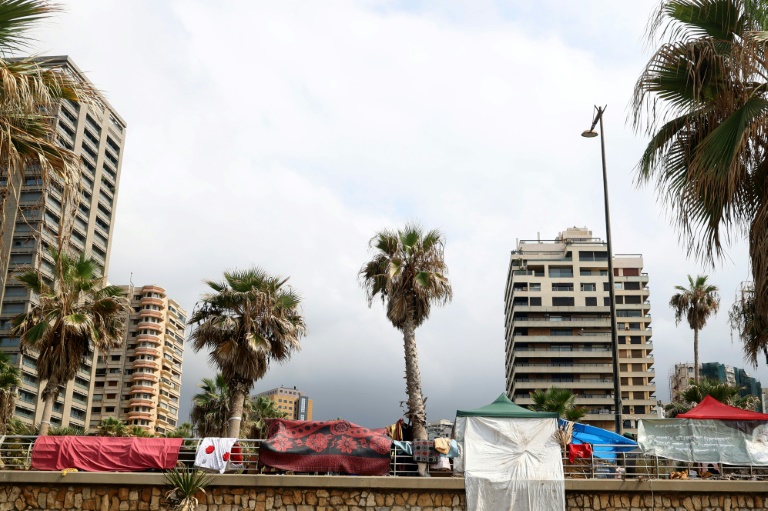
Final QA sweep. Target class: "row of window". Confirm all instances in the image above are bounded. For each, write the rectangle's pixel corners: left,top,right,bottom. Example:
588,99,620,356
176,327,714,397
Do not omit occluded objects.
513,295,646,307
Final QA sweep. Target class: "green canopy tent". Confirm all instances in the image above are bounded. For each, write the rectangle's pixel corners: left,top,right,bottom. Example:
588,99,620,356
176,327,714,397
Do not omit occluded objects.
456,393,558,418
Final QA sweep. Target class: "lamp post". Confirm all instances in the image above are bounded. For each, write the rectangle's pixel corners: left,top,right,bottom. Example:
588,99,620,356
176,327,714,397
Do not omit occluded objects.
582,105,622,435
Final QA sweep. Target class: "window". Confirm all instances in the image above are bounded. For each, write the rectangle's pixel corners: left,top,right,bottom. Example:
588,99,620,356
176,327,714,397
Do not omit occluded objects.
550,328,572,336
549,267,573,278
603,282,610,291
552,283,573,292
585,297,597,306
529,297,542,306
624,282,641,290
552,297,574,306
579,251,608,261
580,283,596,292
603,297,611,306
529,283,541,291
108,381,118,387
615,282,623,290
106,407,115,413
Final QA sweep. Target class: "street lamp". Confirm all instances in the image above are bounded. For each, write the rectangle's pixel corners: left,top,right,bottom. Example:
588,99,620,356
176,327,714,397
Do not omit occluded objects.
582,105,622,435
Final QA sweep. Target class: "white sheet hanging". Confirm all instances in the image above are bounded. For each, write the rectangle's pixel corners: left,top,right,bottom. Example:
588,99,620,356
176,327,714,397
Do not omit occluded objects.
462,417,564,511
193,438,242,474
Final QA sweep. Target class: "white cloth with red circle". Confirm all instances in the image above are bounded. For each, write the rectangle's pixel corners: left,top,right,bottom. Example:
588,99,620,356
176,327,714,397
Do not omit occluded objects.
193,438,243,473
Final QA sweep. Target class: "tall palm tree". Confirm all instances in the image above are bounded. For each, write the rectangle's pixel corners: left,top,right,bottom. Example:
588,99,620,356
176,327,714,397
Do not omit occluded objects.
670,275,720,383
666,379,759,416
12,248,128,435
0,352,19,435
359,224,452,457
632,0,768,365
189,268,306,438
529,386,588,422
190,374,231,438
0,2,95,273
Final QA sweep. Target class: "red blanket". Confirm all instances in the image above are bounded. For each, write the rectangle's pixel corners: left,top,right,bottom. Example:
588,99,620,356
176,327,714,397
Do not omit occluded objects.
259,419,392,475
31,436,183,472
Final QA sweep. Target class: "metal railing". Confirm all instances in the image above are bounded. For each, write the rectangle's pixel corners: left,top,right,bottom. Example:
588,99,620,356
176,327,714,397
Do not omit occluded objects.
3,436,768,480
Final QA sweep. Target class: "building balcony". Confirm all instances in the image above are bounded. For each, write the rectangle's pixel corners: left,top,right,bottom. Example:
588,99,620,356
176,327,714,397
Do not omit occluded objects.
131,373,158,382
127,411,153,420
130,385,156,394
142,286,165,296
137,322,163,331
133,347,160,357
129,398,153,406
136,334,161,345
140,296,164,307
132,361,158,371
139,309,164,320
513,363,613,374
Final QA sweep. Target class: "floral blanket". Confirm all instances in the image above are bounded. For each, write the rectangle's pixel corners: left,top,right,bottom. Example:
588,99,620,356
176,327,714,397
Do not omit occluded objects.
258,419,392,475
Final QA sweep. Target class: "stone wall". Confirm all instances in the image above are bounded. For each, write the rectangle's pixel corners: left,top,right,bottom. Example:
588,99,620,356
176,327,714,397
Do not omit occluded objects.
1,472,768,510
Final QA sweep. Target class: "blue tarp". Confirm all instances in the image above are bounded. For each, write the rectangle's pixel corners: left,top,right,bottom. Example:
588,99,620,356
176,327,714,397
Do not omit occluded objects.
559,420,638,460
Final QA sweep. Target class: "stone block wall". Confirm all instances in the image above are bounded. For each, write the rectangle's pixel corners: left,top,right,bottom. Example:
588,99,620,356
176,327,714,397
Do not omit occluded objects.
1,473,768,510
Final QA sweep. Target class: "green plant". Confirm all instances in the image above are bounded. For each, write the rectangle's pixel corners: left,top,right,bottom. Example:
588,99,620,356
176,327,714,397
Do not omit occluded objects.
164,467,212,511
48,426,84,436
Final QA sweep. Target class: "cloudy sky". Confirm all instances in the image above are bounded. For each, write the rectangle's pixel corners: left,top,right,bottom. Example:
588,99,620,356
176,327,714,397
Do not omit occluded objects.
30,0,761,427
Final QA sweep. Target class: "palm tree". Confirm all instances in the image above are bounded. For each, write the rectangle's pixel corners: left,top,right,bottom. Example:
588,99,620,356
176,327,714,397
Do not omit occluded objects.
0,2,95,272
666,379,759,416
128,425,152,438
190,374,231,438
12,249,128,435
359,224,452,455
670,275,720,384
247,396,286,439
189,268,306,439
162,422,193,438
632,0,768,365
529,386,588,422
94,417,128,437
0,352,20,435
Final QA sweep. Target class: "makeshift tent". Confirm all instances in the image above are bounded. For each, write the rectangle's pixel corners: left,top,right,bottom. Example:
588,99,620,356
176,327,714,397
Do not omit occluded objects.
561,420,638,460
454,393,564,511
639,397,768,464
678,395,768,420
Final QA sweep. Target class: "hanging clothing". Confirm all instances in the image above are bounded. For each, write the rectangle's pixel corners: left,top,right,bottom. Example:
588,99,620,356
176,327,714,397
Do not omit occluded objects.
567,443,593,464
194,438,242,474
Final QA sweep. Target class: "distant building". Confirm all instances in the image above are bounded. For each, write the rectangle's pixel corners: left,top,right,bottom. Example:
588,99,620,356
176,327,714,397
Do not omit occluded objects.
255,386,313,420
89,285,185,435
504,226,656,435
671,362,763,410
426,419,453,440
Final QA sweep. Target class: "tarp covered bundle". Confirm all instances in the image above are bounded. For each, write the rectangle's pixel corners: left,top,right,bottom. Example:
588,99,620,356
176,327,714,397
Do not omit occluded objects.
258,419,392,475
31,436,183,472
639,396,768,464
455,394,564,511
561,419,638,460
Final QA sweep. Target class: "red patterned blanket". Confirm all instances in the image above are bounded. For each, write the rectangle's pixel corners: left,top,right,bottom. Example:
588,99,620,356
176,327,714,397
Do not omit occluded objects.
258,419,392,475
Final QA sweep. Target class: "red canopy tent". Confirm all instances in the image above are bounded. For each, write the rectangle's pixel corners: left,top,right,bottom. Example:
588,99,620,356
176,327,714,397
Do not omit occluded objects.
678,395,768,420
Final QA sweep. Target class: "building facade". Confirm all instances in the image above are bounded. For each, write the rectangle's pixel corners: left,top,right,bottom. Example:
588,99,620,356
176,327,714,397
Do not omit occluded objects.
427,419,454,440
504,226,656,434
671,362,763,410
255,386,313,420
0,56,126,430
89,285,185,435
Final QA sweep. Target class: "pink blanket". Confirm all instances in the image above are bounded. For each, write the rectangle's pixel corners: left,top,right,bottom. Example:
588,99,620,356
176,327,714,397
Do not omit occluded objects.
31,436,183,472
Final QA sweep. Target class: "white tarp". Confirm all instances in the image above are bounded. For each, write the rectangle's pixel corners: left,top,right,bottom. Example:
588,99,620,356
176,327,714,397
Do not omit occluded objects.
456,416,564,511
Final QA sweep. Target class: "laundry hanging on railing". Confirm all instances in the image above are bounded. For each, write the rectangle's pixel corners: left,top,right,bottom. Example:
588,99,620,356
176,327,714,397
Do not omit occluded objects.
193,438,243,474
31,436,183,472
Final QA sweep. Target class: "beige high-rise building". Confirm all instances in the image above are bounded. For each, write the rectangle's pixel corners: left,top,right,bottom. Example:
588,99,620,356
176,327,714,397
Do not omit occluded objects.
89,285,185,435
504,226,656,434
0,56,126,430
255,386,313,421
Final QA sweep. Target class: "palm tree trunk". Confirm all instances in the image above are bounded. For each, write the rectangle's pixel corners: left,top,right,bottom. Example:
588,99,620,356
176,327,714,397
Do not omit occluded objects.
693,327,700,385
402,312,428,476
38,379,58,436
227,386,247,438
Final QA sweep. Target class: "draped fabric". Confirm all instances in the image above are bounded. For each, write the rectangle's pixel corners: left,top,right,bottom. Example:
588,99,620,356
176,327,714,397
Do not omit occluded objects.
258,419,392,475
31,436,183,472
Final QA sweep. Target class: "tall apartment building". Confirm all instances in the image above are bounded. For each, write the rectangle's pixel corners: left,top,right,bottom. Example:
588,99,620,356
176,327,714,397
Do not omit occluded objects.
255,386,313,420
671,362,763,410
0,56,126,430
89,285,185,435
504,226,656,434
